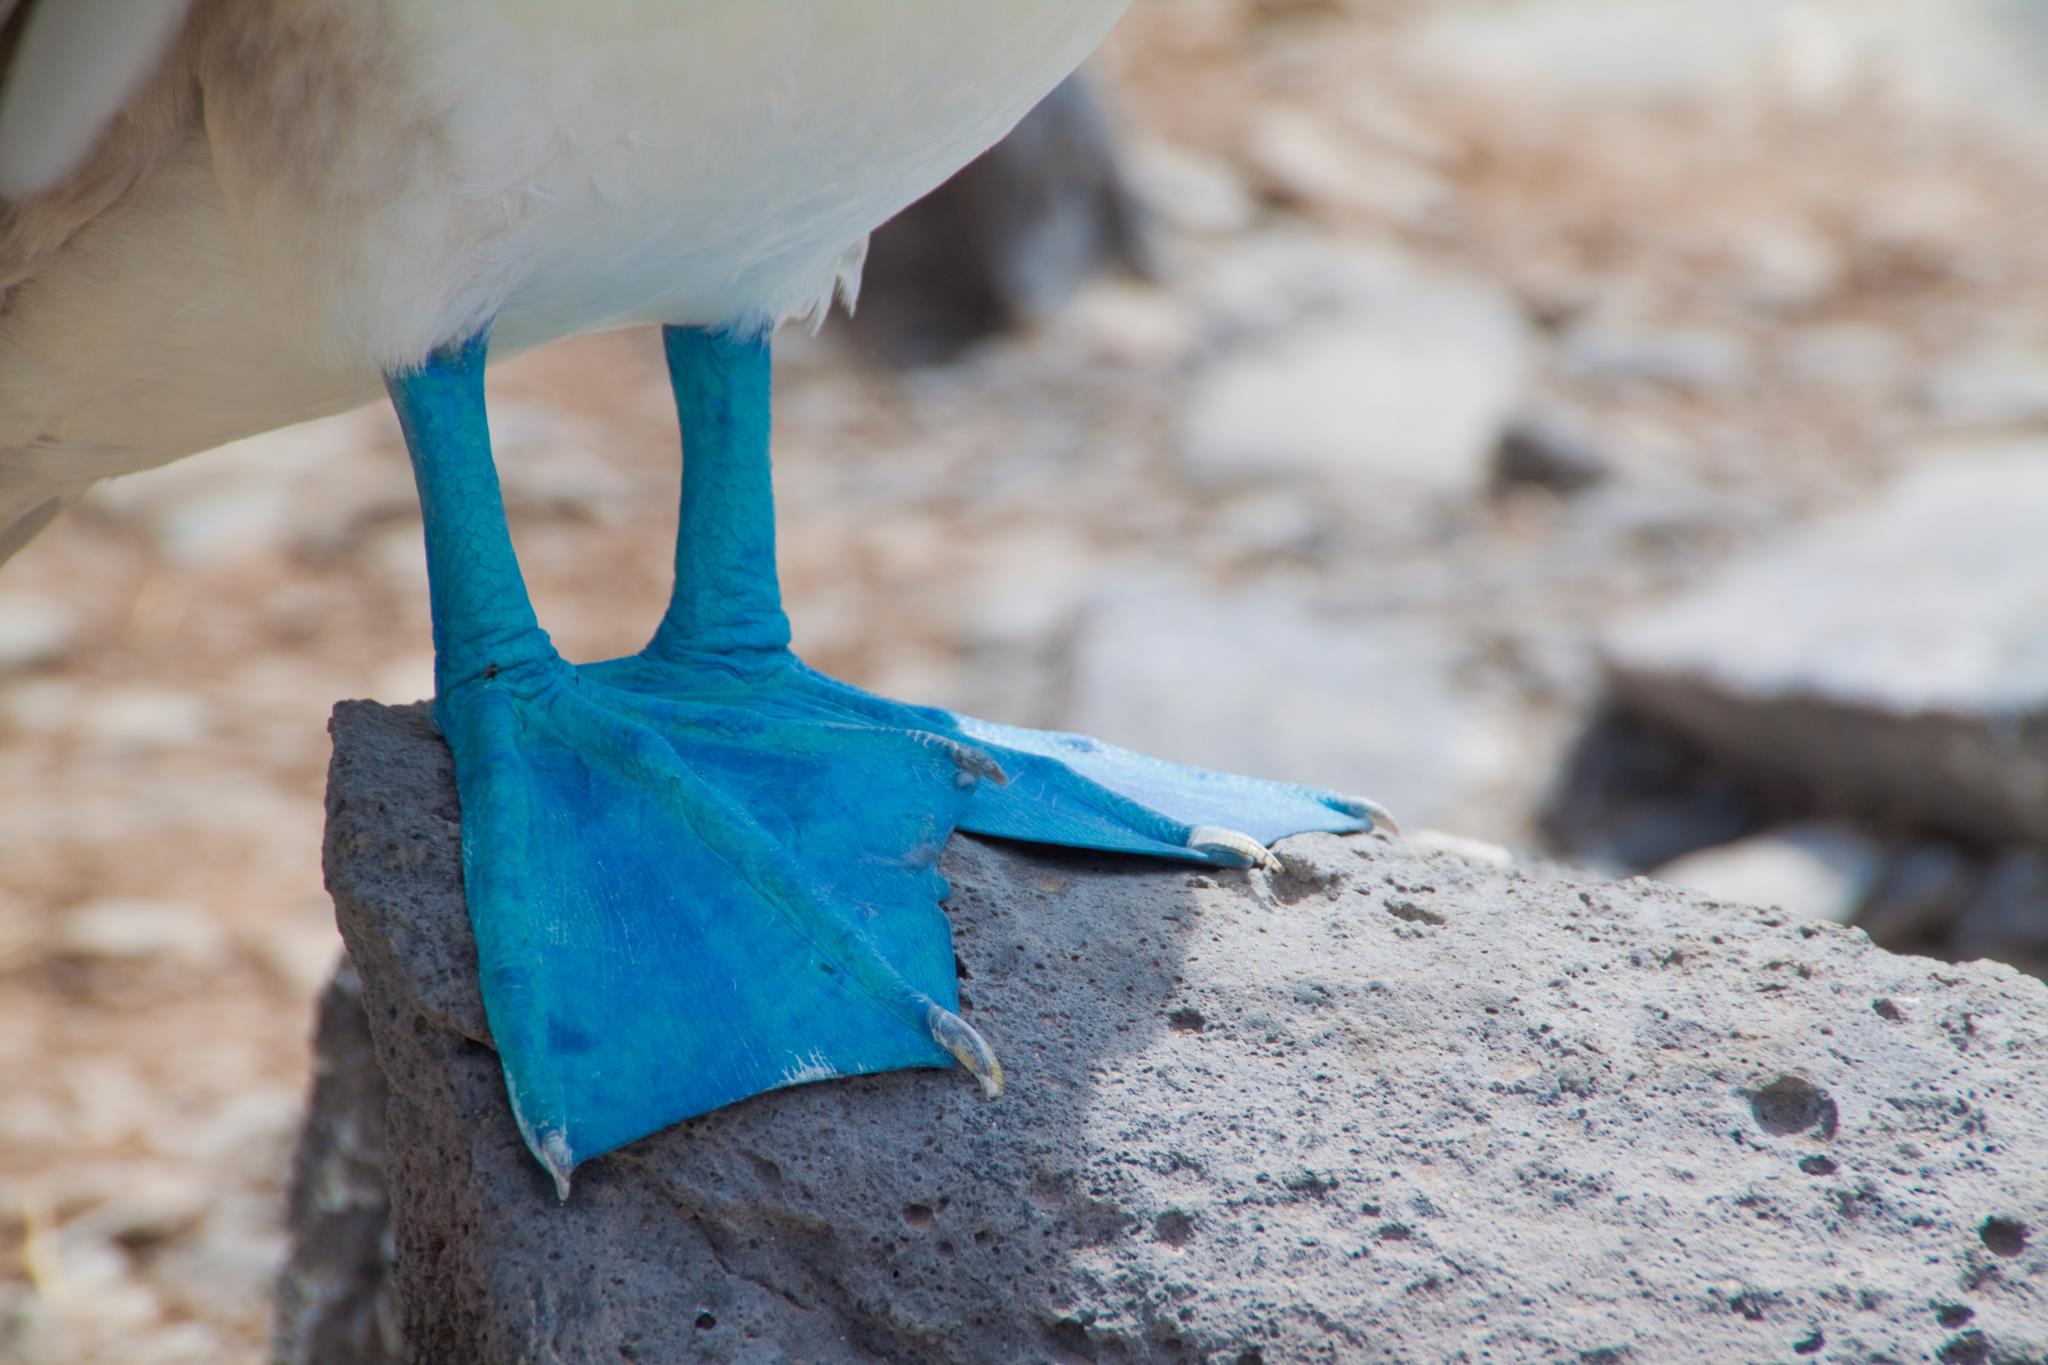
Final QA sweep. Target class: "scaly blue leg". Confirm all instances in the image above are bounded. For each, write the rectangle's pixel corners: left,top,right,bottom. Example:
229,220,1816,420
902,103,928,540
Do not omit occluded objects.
390,330,1001,1198
388,325,1390,1197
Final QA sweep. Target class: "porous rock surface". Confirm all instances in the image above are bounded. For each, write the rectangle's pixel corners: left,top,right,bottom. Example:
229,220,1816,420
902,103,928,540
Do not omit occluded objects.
315,701,2048,1363
272,962,401,1365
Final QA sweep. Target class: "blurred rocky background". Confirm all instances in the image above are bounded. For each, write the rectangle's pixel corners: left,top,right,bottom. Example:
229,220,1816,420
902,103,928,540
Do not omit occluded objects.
5,0,2048,1359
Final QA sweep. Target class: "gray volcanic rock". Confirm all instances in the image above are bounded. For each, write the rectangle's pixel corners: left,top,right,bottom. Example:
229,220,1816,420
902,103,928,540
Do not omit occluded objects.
1603,445,2048,849
272,962,401,1365
313,700,2048,1364
1181,261,1529,499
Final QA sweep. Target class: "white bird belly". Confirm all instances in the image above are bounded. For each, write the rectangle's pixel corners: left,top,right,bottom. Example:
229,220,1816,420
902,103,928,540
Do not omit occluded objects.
1,0,1128,507
222,0,1131,367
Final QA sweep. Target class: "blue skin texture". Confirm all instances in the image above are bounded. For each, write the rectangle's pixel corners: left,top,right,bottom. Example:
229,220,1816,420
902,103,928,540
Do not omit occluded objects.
385,324,1378,1191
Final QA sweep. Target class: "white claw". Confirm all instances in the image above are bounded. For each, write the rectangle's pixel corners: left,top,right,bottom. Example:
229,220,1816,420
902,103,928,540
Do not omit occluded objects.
1332,794,1401,837
540,1131,575,1203
511,1091,576,1202
1187,825,1282,872
928,1005,1005,1099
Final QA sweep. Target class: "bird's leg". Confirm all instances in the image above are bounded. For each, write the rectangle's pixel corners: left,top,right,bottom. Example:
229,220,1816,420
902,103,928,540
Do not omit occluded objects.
611,325,1392,868
387,328,998,1199
388,331,560,697
641,325,793,670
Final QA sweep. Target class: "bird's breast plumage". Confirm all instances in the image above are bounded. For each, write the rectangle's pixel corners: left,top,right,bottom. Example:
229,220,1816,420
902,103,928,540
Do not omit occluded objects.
210,0,1130,369
0,0,1128,503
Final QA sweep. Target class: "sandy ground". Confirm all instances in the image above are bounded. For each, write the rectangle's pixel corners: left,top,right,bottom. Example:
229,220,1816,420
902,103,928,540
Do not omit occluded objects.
5,2,2048,1359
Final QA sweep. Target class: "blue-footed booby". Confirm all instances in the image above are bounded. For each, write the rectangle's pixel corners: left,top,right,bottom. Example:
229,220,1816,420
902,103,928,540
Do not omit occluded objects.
0,0,1390,1196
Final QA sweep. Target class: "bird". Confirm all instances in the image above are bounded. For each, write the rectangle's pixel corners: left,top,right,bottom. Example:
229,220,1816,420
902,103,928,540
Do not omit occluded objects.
0,0,1391,1198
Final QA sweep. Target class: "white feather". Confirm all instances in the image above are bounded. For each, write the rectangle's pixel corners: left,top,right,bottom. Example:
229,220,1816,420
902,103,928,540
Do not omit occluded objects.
0,0,1131,552
316,0,1131,368
0,0,191,199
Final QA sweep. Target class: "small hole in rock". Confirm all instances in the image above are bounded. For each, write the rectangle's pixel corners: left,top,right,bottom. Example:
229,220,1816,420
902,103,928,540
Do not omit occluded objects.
1747,1075,1838,1138
1939,1331,1991,1365
902,1203,934,1230
1872,998,1904,1022
1385,899,1446,927
1798,1155,1837,1177
694,1313,716,1331
1168,1008,1206,1034
1936,1305,1975,1329
1793,1330,1824,1355
1270,867,1340,905
1045,1318,1096,1364
1154,1210,1196,1247
1980,1217,2028,1257
1730,1293,1768,1321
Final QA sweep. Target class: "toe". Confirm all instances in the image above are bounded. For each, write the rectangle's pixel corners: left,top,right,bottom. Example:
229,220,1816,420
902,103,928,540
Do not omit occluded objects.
1328,793,1400,836
1186,825,1283,872
928,1005,1004,1099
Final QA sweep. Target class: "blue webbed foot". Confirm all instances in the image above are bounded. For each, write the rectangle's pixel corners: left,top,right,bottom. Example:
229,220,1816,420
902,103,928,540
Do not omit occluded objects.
738,662,1390,865
435,652,1002,1195
388,325,1392,1192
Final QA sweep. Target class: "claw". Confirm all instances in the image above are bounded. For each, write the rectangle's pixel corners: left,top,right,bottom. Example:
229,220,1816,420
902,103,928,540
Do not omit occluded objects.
1330,794,1400,837
1187,824,1283,872
928,1005,1004,1099
540,1131,575,1203
510,1090,578,1201
943,740,1009,789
